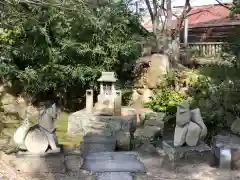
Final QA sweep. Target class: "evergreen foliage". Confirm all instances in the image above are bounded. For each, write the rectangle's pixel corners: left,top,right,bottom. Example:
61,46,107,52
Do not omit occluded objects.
0,0,147,103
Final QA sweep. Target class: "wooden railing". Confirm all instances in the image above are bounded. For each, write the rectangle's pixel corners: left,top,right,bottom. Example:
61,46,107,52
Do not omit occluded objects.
180,42,225,57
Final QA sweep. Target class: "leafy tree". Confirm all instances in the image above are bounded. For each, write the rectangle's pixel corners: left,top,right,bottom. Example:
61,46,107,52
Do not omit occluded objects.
0,0,147,108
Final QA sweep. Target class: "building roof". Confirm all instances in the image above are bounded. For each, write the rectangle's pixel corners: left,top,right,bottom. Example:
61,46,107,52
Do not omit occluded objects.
142,3,240,30
186,4,234,28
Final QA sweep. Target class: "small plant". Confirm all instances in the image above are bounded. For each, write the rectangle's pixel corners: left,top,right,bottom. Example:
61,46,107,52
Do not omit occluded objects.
144,88,186,115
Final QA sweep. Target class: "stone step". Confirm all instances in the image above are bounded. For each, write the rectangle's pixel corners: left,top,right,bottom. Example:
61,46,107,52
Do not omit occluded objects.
84,151,138,160
80,135,117,157
83,135,116,144
81,159,146,173
96,172,133,180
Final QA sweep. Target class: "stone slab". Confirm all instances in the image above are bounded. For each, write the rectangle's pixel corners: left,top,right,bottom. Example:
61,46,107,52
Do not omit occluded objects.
83,135,116,144
81,159,146,173
96,172,133,180
13,153,66,174
81,135,117,157
84,152,138,160
162,140,211,169
16,151,63,158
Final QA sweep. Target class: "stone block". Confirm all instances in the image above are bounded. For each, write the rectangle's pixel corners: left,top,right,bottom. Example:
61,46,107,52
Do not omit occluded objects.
185,121,201,146
191,108,207,139
173,124,188,147
80,135,116,157
144,119,164,134
68,109,90,136
96,172,133,180
115,130,131,151
81,159,146,173
176,102,191,127
134,126,161,148
162,140,211,169
231,120,240,136
212,134,240,169
13,153,66,174
84,152,138,161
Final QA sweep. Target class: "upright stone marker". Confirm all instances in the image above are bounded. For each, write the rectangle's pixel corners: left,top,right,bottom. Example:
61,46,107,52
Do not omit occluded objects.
114,90,122,116
86,89,93,114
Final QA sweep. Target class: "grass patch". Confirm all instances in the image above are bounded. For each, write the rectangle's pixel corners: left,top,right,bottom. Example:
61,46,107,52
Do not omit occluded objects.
56,112,82,149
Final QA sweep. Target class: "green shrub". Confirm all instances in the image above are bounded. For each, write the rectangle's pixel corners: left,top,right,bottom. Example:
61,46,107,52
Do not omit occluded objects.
144,88,186,115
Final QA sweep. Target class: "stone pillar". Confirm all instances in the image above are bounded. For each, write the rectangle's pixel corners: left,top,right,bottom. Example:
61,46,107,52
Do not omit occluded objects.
86,89,93,113
111,83,116,95
114,90,122,116
100,83,104,94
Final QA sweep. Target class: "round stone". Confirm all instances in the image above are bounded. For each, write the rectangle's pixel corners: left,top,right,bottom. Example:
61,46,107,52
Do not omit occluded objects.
25,126,49,154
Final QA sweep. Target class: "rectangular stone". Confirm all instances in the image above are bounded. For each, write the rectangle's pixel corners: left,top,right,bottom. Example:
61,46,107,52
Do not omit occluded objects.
212,135,240,169
96,172,133,180
84,152,138,160
162,140,211,169
13,154,66,174
83,135,116,144
81,159,146,173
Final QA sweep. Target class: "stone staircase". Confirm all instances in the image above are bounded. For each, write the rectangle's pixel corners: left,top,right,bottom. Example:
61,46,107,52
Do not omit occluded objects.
80,135,146,180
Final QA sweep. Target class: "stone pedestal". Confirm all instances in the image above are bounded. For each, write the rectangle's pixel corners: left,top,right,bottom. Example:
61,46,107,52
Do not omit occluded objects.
162,140,211,169
114,90,122,116
212,134,240,169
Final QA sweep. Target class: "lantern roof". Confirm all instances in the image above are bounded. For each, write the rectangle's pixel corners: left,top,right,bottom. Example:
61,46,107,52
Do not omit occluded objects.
97,72,117,82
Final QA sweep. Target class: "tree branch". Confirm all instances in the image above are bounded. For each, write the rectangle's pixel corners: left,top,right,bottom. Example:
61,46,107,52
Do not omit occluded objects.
215,0,231,10
144,0,154,23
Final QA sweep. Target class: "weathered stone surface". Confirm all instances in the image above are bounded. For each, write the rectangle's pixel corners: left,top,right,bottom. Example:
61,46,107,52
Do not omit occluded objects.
134,126,161,148
13,153,66,174
163,140,211,169
231,119,240,136
24,126,49,154
81,159,146,173
212,134,240,169
191,108,207,139
146,54,170,89
80,135,116,157
96,172,133,180
137,142,159,156
64,154,83,172
186,121,201,146
68,110,136,138
173,125,188,147
84,152,138,160
115,130,131,151
144,119,164,135
176,102,191,127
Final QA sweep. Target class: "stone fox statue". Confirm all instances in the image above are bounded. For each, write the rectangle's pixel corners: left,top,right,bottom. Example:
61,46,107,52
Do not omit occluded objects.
14,101,60,154
38,101,60,152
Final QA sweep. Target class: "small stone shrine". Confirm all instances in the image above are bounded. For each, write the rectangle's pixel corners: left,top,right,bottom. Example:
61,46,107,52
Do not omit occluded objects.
68,72,136,151
162,102,211,169
95,72,119,115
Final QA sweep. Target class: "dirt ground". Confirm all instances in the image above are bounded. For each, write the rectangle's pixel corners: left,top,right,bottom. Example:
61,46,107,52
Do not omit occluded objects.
0,151,240,180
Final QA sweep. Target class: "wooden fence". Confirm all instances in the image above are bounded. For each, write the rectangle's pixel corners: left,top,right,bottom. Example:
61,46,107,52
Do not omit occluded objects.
180,42,225,57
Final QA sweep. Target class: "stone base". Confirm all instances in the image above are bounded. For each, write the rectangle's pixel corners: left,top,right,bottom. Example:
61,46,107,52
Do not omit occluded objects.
80,135,116,158
162,140,211,169
13,153,66,174
212,134,240,169
81,151,146,173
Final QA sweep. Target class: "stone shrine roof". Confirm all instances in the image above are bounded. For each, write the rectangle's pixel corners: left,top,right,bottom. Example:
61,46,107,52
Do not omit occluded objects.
97,72,117,82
